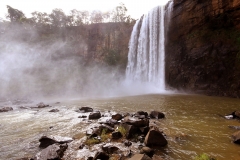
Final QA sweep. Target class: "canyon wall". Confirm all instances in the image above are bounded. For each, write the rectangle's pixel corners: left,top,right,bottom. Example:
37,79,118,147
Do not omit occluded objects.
166,0,240,98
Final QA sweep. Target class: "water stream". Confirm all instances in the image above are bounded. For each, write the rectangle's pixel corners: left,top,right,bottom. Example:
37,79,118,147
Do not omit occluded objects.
0,94,240,159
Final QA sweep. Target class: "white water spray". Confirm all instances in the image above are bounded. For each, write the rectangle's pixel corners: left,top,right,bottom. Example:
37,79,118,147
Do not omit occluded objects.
126,1,173,91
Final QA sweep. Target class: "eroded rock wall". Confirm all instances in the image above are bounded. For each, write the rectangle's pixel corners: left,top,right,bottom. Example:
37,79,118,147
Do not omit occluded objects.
166,0,240,98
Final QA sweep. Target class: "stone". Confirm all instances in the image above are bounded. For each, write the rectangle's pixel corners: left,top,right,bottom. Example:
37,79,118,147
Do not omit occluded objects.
232,130,240,144
37,102,50,108
89,111,101,119
79,107,93,112
93,152,109,160
128,154,152,160
150,111,165,119
49,109,59,112
102,144,119,154
234,111,240,119
121,124,140,139
78,115,87,118
140,147,154,157
0,107,13,112
144,127,168,148
35,144,67,160
136,111,148,117
140,126,150,135
112,113,123,121
123,116,149,127
112,131,122,139
39,135,73,148
152,155,164,160
124,140,132,147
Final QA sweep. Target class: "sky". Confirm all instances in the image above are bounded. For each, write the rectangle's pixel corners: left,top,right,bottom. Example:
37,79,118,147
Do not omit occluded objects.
0,0,170,20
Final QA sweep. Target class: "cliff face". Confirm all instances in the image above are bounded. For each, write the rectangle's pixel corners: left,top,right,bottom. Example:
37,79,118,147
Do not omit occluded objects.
165,0,240,98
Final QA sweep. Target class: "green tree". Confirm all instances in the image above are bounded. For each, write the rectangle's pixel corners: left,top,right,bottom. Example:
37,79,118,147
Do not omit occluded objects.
111,3,127,22
49,9,67,27
90,10,103,23
31,11,51,26
6,5,26,23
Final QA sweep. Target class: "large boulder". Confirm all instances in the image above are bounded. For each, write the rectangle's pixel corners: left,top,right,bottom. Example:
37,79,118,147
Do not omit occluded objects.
140,146,154,157
0,107,13,112
37,102,50,108
123,116,149,127
150,111,165,119
144,127,168,148
102,144,119,154
93,152,109,160
128,154,152,160
232,130,240,144
121,123,140,139
39,135,73,148
89,111,101,119
112,113,123,121
35,144,67,160
79,107,93,113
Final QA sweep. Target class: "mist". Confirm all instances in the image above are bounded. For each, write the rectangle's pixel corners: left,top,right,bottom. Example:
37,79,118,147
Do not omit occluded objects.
0,23,164,101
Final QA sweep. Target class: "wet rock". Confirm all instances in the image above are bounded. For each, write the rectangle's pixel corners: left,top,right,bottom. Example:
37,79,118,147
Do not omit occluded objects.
225,114,234,119
128,154,152,160
123,140,132,147
150,111,165,119
37,102,50,108
99,124,115,133
102,119,119,127
35,143,67,160
78,115,87,118
112,113,123,121
79,143,85,149
123,116,149,127
0,107,13,112
228,126,240,130
144,127,168,148
79,107,93,113
233,111,240,119
138,135,145,143
112,131,122,139
49,109,59,112
16,158,34,160
102,144,119,154
232,130,240,144
39,135,73,148
93,152,109,160
19,106,28,109
121,124,140,139
140,146,154,157
89,111,101,119
136,111,148,117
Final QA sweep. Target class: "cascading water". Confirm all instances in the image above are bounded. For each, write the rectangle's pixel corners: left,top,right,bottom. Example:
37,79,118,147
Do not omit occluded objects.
126,1,173,91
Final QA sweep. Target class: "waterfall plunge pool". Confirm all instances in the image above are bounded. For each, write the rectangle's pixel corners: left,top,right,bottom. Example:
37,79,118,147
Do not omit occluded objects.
0,93,240,160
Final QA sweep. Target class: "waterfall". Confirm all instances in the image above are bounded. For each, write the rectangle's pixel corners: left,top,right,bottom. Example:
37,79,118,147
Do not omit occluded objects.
126,1,173,91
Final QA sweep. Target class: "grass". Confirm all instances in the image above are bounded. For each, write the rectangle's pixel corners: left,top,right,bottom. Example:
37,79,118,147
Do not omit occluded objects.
84,128,110,145
117,126,127,137
194,153,216,160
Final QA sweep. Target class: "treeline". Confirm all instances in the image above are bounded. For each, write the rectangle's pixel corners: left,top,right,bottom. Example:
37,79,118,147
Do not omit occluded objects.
2,3,135,27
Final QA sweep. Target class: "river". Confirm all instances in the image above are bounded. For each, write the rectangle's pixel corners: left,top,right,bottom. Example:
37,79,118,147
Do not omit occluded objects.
0,93,240,160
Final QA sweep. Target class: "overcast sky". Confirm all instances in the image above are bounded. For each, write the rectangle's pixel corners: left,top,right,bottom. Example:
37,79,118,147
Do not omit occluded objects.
0,0,170,20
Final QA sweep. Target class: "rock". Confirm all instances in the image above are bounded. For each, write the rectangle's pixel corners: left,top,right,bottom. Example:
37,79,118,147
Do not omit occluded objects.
102,119,119,127
121,124,140,139
89,111,101,119
19,106,28,109
144,127,168,148
140,126,150,135
79,143,85,149
112,113,123,121
37,102,50,108
234,111,240,119
93,152,109,160
124,140,132,147
232,130,240,144
136,111,148,117
39,135,73,148
102,144,119,154
0,107,13,112
150,111,165,119
123,116,149,127
49,109,59,112
35,143,67,160
140,146,154,157
79,107,93,113
15,158,33,160
112,131,122,139
78,115,87,118
128,154,152,160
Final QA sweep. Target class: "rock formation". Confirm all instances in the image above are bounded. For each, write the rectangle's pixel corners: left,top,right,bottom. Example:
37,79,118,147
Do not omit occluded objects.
165,0,240,98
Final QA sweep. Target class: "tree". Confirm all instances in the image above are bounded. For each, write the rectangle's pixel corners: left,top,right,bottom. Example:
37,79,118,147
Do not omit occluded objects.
31,11,51,26
49,9,67,27
90,10,103,23
6,5,26,23
111,3,127,22
68,9,83,26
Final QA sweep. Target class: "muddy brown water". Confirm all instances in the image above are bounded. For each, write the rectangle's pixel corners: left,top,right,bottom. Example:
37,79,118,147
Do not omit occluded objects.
0,93,240,160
